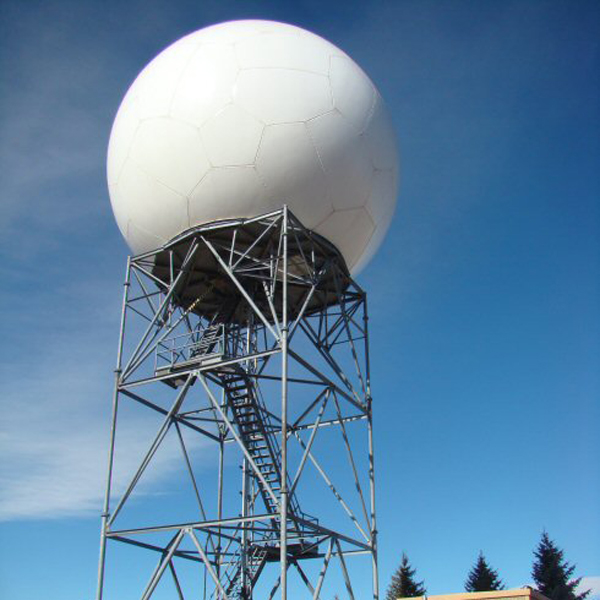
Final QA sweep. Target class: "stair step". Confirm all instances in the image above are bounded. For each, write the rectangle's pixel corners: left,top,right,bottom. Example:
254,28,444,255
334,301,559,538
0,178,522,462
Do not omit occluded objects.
228,384,248,392
259,470,277,477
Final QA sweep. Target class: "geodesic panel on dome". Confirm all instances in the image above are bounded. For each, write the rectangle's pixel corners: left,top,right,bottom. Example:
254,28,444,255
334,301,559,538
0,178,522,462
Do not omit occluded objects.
189,166,268,226
307,111,374,211
131,118,210,195
255,123,331,230
200,104,264,167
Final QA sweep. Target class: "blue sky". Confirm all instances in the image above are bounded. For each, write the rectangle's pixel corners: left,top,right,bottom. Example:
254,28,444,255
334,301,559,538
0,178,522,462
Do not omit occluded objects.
0,0,598,598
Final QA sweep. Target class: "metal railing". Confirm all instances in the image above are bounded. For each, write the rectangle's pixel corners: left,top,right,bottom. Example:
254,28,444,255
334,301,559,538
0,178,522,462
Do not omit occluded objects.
155,324,225,372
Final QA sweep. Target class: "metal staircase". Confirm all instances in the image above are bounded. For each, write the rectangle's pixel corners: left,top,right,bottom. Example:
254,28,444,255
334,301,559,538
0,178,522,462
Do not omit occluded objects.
216,543,268,599
157,324,304,519
220,371,301,518
157,324,313,598
216,369,313,598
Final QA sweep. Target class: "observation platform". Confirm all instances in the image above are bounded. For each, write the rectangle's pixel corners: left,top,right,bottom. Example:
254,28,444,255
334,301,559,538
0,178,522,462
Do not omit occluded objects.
135,210,355,324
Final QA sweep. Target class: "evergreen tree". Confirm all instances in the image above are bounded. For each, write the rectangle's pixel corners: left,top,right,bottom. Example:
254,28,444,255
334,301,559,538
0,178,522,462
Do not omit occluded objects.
532,532,590,600
386,553,426,600
465,551,504,592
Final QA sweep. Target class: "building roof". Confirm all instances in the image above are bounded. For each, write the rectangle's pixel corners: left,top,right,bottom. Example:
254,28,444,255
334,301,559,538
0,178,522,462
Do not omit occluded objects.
398,588,550,600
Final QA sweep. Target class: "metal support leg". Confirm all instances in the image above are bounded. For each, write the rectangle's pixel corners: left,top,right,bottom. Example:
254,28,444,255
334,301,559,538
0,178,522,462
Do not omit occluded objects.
364,297,379,600
280,206,289,600
96,258,130,600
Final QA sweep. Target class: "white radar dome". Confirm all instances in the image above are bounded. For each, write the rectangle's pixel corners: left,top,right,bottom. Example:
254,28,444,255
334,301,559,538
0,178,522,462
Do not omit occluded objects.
107,20,399,274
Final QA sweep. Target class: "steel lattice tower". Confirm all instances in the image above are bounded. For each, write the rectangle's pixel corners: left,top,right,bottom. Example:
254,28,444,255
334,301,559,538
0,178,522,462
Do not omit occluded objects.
96,208,378,599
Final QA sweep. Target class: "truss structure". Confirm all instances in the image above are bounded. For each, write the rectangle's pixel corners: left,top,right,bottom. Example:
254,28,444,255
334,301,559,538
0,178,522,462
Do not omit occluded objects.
96,208,379,599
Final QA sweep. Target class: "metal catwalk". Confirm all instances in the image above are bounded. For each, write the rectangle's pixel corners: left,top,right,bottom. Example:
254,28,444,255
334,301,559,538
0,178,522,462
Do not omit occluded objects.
96,208,378,599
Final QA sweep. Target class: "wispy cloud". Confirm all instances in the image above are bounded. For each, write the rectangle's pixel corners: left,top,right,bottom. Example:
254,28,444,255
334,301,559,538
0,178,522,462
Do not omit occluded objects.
0,254,213,521
0,330,211,521
0,2,126,521
0,405,169,521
